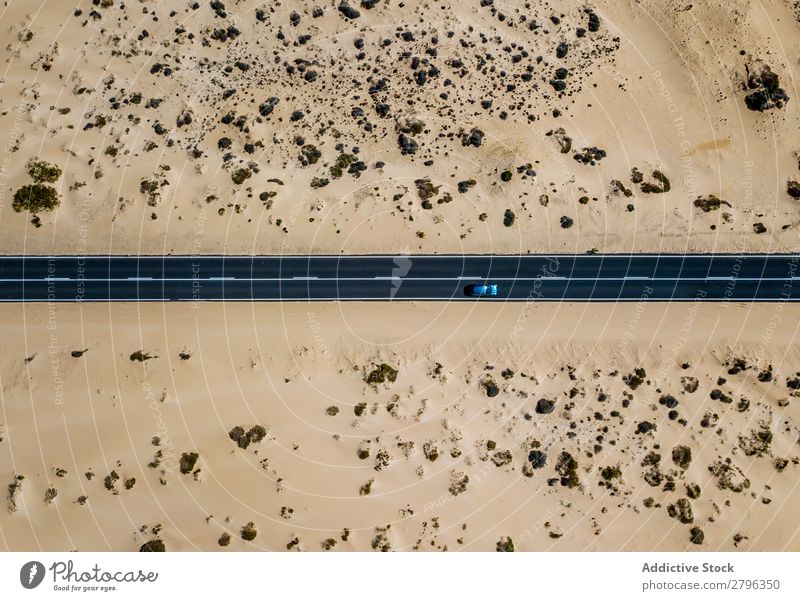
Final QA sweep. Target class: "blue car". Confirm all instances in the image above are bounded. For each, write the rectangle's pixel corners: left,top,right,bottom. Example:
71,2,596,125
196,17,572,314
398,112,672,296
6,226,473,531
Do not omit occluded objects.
465,283,499,297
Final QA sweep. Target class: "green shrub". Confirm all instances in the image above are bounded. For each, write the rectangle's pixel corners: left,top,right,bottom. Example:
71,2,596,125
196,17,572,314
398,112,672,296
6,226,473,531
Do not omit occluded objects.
241,522,257,541
365,363,399,384
231,168,252,185
27,159,62,183
12,184,60,213
139,539,165,552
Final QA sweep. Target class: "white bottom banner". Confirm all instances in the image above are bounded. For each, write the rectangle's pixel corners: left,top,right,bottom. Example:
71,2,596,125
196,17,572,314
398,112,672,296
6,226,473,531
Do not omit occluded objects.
0,552,797,600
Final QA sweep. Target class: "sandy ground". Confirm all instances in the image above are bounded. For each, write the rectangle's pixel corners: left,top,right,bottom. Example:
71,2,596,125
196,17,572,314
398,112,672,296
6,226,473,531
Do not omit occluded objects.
0,300,798,551
1,0,800,255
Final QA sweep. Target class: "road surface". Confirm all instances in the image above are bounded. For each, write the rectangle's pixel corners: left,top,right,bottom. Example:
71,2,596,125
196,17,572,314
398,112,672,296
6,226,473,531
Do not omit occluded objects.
0,254,797,302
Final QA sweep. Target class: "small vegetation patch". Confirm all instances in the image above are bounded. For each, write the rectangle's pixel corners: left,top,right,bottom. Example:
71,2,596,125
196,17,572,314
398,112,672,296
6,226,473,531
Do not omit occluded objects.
600,466,621,481
228,425,268,449
139,539,165,552
667,498,694,524
743,63,789,111
623,367,646,390
12,184,60,213
639,170,671,193
179,452,199,475
449,471,469,496
365,363,399,385
27,159,62,183
495,536,514,552
555,451,580,488
738,423,773,457
689,526,704,545
672,445,693,470
129,350,155,362
693,195,731,212
481,377,499,397
241,522,257,541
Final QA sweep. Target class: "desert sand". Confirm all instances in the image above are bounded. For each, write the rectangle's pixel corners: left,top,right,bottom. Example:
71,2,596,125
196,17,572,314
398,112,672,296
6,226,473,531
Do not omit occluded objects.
1,0,800,255
0,300,798,551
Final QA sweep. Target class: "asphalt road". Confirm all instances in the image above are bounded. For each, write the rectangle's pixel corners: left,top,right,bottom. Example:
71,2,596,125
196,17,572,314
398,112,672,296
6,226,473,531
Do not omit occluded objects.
0,254,798,302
